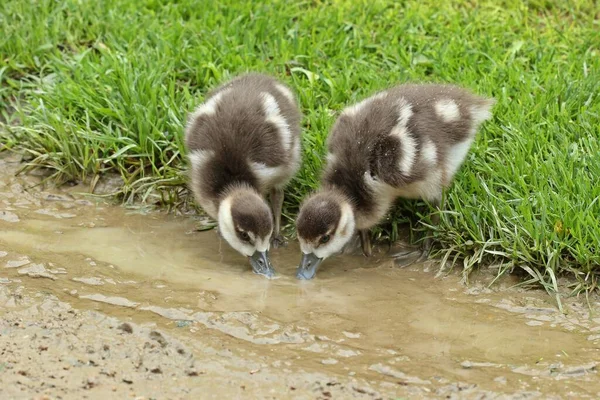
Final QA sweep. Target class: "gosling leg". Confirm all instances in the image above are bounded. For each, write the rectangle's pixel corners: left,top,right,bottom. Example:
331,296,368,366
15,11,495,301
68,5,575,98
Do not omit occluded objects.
359,229,372,257
269,187,287,248
393,196,442,266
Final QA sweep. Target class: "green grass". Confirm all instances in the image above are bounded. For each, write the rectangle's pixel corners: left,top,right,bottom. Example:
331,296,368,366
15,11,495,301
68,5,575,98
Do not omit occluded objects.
1,0,599,296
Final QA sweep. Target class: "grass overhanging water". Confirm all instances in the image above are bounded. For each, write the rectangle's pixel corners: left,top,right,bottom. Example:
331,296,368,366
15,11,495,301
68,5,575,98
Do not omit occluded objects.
1,0,599,297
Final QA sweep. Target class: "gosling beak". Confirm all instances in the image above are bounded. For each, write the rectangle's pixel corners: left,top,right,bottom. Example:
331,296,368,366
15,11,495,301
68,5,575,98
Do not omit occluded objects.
296,252,323,280
248,250,275,278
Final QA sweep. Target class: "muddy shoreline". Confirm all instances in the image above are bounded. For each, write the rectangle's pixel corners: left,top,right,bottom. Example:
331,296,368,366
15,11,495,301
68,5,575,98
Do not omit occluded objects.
1,154,599,399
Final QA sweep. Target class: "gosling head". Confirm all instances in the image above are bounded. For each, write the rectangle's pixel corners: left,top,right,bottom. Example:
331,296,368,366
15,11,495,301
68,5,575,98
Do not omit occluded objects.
218,187,275,278
295,191,356,280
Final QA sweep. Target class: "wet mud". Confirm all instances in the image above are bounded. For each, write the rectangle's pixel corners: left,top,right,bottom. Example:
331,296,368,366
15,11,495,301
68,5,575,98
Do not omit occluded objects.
1,153,599,399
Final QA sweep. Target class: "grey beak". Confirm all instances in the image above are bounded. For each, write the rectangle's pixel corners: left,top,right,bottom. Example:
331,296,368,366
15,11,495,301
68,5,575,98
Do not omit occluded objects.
296,252,323,280
248,250,275,278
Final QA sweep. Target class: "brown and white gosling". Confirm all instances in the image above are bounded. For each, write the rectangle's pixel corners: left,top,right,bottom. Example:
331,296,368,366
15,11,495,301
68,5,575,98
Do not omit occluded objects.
185,73,302,277
295,84,494,279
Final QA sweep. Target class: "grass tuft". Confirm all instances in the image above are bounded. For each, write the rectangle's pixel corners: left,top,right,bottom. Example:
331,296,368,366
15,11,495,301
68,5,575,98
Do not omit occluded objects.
1,0,599,292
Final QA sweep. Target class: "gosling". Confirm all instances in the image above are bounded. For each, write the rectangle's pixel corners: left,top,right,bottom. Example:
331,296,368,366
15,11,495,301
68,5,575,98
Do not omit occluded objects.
295,83,494,279
185,73,302,277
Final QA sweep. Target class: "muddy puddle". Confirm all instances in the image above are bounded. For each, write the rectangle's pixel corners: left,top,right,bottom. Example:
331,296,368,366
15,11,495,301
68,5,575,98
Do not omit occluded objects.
1,153,599,399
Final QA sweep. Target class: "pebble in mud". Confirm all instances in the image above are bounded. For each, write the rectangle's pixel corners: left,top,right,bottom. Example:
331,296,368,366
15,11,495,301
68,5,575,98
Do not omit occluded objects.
43,193,74,202
73,277,105,286
18,263,57,280
5,257,30,268
494,376,508,385
336,349,360,358
526,320,544,327
34,208,77,219
0,210,19,222
149,331,168,348
79,294,139,308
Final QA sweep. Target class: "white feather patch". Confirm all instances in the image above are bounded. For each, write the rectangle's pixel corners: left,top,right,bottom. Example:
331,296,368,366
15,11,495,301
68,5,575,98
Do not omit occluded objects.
188,149,217,217
394,168,443,202
261,92,293,151
445,138,475,182
435,99,460,123
255,237,270,253
390,124,417,175
185,89,231,143
299,240,315,255
359,171,398,229
274,83,296,105
421,139,438,166
397,97,413,126
191,88,230,119
326,152,336,165
217,196,255,257
313,202,356,260
250,161,288,190
188,149,214,170
343,92,388,116
469,98,495,126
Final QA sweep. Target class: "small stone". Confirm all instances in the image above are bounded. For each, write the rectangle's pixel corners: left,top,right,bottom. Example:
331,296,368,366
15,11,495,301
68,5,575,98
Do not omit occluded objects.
0,211,19,222
5,258,30,268
83,377,96,389
73,277,104,286
336,349,360,357
118,323,133,334
18,263,56,280
44,193,73,202
321,359,338,365
80,294,138,308
526,321,544,326
149,331,168,347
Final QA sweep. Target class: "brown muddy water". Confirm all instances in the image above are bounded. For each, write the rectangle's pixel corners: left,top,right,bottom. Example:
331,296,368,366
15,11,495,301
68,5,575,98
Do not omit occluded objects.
1,154,599,400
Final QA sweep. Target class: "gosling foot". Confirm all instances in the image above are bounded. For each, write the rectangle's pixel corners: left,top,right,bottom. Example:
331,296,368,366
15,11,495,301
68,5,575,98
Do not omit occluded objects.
271,234,288,249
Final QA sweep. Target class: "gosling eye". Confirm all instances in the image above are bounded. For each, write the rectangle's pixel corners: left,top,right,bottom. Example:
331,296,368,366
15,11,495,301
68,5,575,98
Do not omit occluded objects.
320,234,331,245
239,231,250,242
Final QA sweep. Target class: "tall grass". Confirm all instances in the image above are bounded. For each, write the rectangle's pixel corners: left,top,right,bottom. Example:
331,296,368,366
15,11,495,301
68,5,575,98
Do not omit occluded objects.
1,0,598,294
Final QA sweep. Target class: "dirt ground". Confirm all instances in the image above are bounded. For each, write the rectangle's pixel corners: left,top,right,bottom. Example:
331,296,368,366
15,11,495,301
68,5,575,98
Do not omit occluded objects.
1,153,599,399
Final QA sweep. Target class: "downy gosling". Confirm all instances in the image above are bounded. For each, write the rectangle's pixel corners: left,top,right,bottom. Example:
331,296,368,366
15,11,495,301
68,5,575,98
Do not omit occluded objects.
185,73,302,277
295,83,494,279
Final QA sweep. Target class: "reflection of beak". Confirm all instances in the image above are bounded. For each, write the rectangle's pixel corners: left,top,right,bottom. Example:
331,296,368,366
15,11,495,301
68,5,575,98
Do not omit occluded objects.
296,252,323,280
248,250,275,278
